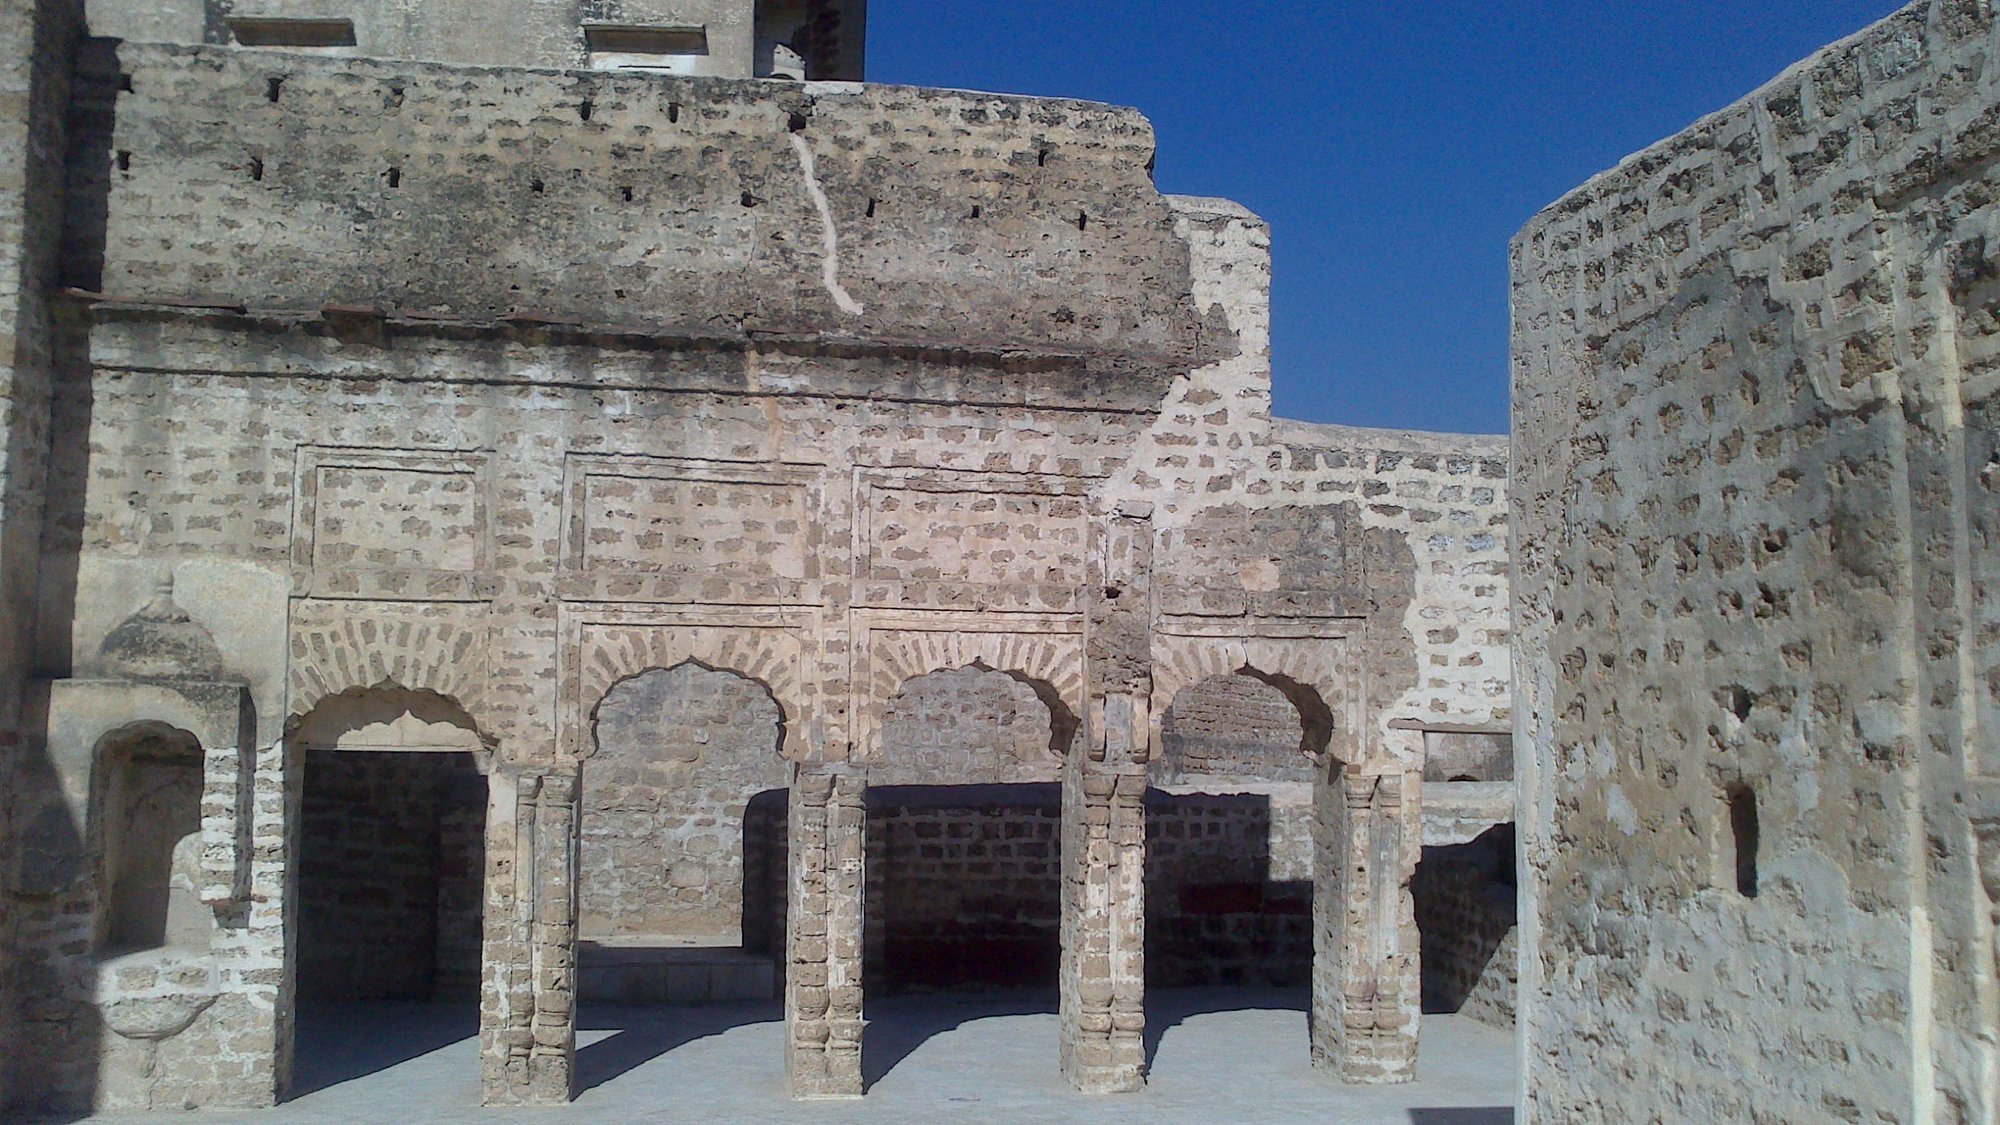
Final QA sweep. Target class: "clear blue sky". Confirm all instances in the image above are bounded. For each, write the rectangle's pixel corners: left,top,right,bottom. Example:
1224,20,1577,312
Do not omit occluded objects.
867,2,1905,435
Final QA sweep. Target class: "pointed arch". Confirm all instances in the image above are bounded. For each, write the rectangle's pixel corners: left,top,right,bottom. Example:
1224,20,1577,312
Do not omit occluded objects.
854,620,1084,763
287,612,490,732
570,622,809,760
1150,633,1360,767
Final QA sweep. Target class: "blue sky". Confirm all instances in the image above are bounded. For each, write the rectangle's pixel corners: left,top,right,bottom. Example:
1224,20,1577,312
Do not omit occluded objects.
867,2,1905,435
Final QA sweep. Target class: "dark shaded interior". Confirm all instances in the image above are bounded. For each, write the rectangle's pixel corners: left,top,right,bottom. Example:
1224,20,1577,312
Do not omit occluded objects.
296,749,486,1003
865,784,1062,994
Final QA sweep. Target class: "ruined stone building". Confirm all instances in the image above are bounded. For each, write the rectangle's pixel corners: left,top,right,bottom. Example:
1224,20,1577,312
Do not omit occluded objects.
0,0,1516,1115
1514,1,2000,1121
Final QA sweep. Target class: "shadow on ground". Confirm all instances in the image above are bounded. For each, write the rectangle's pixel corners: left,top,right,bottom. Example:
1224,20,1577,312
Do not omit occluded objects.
576,1000,783,1092
863,989,1059,1089
1408,1109,1513,1124
292,1002,479,1097
1143,985,1309,1069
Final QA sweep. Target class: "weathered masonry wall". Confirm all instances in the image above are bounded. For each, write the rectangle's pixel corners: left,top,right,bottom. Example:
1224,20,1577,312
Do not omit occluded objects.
79,43,1207,377
1512,2,2000,1120
83,0,867,80
0,19,1517,1115
1146,789,1313,987
0,1,84,1110
1413,827,1513,1028
582,663,787,941
865,787,1063,993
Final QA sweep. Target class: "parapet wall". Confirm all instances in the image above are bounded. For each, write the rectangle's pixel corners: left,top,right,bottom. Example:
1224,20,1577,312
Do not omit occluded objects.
80,43,1210,375
1512,1,1999,1120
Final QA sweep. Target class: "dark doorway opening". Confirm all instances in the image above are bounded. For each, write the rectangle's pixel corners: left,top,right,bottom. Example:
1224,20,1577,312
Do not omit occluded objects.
293,747,486,1095
1413,824,1517,1019
865,783,1063,994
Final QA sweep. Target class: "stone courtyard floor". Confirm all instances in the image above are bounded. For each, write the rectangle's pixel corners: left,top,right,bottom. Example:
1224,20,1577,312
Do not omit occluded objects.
85,988,1514,1124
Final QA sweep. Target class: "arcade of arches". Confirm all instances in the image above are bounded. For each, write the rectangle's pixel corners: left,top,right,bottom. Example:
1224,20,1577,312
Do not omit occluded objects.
0,4,1514,1112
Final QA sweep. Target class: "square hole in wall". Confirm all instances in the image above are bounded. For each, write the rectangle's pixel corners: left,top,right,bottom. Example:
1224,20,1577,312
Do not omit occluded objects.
584,23,709,73
227,17,358,49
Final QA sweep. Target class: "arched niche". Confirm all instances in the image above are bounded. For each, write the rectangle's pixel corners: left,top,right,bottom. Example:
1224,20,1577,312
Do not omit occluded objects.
92,721,209,954
579,661,790,955
871,663,1067,785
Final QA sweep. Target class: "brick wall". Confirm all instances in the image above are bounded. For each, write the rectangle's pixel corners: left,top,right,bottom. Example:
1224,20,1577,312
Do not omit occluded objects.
580,663,789,941
295,750,485,1002
1145,791,1314,987
864,787,1062,993
1512,1,1999,1118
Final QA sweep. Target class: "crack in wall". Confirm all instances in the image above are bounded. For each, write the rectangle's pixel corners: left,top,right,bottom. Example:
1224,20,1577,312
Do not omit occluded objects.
788,132,865,318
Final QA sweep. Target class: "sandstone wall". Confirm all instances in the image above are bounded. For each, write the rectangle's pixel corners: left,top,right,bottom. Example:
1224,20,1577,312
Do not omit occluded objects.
581,663,787,940
1512,1,2000,1119
0,0,85,1111
1413,829,1514,1028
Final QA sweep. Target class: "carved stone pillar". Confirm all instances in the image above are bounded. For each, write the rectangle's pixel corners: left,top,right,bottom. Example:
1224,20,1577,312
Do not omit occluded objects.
480,768,578,1106
197,712,255,907
786,764,865,1098
1059,693,1147,1094
1311,768,1420,1083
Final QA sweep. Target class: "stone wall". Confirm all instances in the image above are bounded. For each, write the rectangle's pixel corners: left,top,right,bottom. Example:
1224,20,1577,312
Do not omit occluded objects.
0,1,84,1107
1412,827,1513,1028
1155,673,1313,783
82,0,867,80
865,787,1063,993
1512,1,2000,1119
872,665,1059,785
1145,790,1313,987
0,21,1517,1111
296,750,484,1002
581,663,788,941
77,43,1204,380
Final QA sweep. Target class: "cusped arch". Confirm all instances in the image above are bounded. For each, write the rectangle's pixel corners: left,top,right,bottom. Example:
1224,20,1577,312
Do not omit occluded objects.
584,658,787,761
1150,635,1356,766
288,616,490,732
286,682,493,760
573,625,808,760
858,628,1084,761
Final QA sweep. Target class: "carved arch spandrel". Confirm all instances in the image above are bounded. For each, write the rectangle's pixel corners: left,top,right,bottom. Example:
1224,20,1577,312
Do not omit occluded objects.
1150,633,1362,768
853,617,1085,763
570,623,811,761
286,610,492,733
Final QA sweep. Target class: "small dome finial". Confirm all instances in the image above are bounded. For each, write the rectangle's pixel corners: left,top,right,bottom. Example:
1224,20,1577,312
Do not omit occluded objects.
97,563,230,682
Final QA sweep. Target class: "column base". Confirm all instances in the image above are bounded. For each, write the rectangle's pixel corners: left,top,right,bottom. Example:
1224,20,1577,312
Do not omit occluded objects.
1311,1044,1418,1085
1065,1062,1146,1095
786,1042,865,1099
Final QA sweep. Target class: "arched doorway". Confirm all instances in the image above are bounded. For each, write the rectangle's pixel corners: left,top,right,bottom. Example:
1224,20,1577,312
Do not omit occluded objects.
1143,668,1327,1075
288,685,490,1096
859,664,1069,1086
578,662,789,1004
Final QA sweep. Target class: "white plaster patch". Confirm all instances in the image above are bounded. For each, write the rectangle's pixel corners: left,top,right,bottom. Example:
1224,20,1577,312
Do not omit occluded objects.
1604,786,1639,837
788,132,865,317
